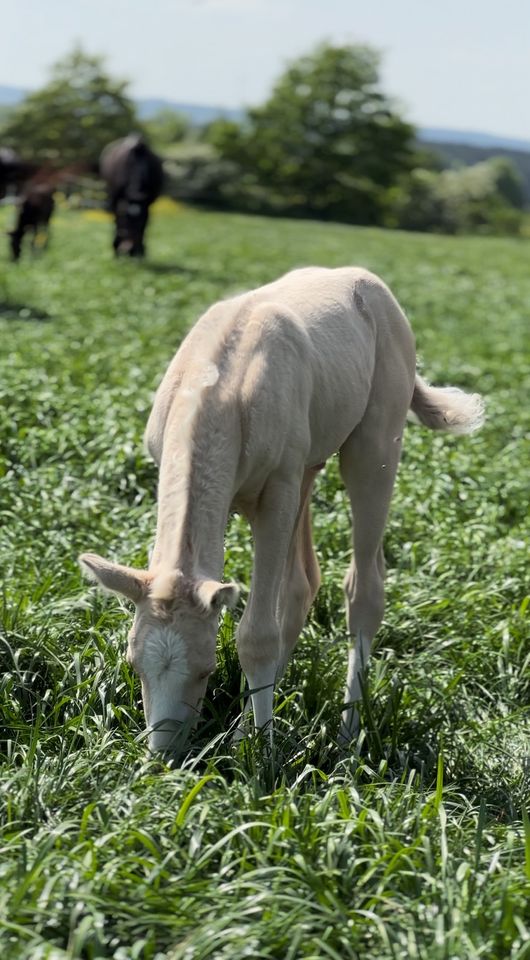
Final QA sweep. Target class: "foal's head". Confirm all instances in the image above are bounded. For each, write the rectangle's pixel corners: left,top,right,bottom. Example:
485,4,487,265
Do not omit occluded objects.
79,553,238,752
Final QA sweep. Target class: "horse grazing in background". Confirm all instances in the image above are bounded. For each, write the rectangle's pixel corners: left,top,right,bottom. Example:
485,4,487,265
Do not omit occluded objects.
2,153,86,261
99,134,164,257
8,183,55,261
80,266,484,753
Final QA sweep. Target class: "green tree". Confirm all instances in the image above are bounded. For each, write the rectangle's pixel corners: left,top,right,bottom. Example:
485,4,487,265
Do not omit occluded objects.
1,48,140,169
210,43,416,224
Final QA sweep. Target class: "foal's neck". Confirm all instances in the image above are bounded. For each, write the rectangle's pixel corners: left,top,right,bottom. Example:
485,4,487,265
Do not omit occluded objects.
151,402,238,582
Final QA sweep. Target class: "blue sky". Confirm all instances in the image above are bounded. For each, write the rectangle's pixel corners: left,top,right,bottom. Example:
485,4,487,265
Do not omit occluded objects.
3,0,529,139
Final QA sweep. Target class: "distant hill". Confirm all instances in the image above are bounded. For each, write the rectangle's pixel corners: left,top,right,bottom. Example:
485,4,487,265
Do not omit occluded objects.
418,127,530,153
0,84,243,125
135,97,242,125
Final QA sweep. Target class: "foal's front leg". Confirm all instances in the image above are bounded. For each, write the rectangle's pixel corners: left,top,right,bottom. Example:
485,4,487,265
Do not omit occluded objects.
236,475,301,735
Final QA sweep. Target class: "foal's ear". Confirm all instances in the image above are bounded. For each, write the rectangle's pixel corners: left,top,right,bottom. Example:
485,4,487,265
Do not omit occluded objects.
79,553,150,604
195,579,239,615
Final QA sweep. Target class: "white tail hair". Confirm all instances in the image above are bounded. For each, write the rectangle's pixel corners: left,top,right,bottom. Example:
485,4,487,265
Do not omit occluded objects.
409,374,485,435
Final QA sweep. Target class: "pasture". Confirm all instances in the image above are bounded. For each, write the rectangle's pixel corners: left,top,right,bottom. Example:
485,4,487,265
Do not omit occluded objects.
0,201,529,959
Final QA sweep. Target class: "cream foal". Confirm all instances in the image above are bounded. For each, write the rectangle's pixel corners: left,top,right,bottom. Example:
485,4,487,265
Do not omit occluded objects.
80,266,484,750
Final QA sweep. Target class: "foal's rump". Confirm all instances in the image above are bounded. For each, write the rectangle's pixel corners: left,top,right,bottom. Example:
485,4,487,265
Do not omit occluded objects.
237,293,378,473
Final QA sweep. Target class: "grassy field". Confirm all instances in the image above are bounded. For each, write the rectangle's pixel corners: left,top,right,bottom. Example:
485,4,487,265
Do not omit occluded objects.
0,200,529,959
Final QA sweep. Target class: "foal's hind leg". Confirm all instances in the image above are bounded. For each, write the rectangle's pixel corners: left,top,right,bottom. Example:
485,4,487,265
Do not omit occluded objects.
339,405,408,741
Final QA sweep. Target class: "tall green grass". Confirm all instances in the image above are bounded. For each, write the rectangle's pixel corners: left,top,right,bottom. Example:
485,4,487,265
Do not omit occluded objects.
0,203,529,958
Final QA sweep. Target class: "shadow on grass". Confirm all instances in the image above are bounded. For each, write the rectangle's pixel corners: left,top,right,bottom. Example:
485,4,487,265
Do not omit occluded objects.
140,261,200,277
0,300,50,322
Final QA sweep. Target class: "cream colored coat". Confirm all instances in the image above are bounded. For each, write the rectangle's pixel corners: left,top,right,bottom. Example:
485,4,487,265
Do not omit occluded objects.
81,266,484,751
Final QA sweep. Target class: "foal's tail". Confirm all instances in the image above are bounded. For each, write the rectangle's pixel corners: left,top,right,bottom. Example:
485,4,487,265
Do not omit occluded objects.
409,373,485,435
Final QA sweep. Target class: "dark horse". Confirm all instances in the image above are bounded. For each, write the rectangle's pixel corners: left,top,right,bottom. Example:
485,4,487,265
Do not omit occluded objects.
1,149,56,261
99,135,164,257
9,183,55,261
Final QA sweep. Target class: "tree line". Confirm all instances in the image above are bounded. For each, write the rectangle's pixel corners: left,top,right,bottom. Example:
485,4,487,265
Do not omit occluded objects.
1,45,525,236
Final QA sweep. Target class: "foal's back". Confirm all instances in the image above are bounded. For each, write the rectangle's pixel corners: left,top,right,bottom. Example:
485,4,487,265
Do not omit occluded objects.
146,266,416,476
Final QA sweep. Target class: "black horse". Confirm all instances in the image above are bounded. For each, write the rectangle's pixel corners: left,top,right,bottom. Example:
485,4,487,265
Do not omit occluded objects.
9,183,55,261
99,135,164,257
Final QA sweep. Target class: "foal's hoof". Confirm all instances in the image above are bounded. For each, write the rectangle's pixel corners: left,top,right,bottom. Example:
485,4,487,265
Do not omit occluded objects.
231,713,253,744
337,718,360,754
231,724,247,745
